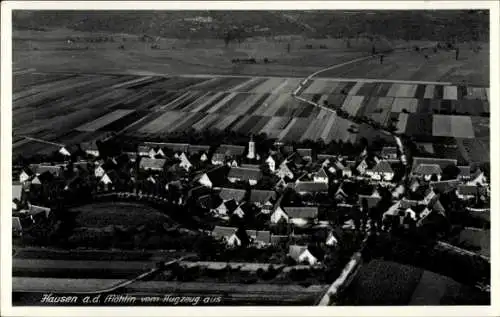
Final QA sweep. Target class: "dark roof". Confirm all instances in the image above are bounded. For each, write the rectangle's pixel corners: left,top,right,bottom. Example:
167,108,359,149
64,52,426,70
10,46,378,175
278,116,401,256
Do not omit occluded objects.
240,163,261,170
139,157,166,170
188,144,210,154
283,207,318,219
371,160,394,173
255,230,271,243
80,141,99,151
228,167,262,181
197,194,222,210
204,165,230,186
431,199,445,214
358,194,382,209
414,164,442,175
212,226,237,237
249,190,276,204
297,148,313,158
458,166,471,177
411,157,457,173
37,171,55,183
219,188,246,202
31,165,63,177
317,154,336,161
314,168,328,179
380,146,398,156
457,185,486,196
430,179,461,193
144,142,189,153
295,181,328,193
215,144,246,156
400,198,419,209
271,235,289,244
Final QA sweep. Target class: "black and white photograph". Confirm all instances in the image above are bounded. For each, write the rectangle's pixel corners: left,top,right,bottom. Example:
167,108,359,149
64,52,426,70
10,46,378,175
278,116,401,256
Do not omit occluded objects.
1,1,498,314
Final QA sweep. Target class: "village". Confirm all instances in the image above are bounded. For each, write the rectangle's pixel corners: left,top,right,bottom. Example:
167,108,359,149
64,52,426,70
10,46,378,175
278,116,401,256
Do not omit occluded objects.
12,131,490,273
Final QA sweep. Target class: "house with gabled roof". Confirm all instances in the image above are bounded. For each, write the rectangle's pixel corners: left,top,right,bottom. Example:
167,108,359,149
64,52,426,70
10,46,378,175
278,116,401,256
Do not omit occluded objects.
430,179,461,194
288,245,318,265
211,226,241,247
31,165,63,178
297,148,313,161
12,217,23,237
456,185,487,201
271,206,318,227
227,167,262,186
294,182,328,195
245,230,271,247
249,189,276,213
313,168,328,183
31,171,55,186
197,166,229,188
81,141,99,157
358,191,382,211
457,166,471,181
19,168,33,184
411,157,457,180
265,155,276,172
178,152,192,171
366,160,394,181
219,187,247,203
276,160,294,181
139,157,167,171
467,168,488,186
212,199,238,217
380,146,398,160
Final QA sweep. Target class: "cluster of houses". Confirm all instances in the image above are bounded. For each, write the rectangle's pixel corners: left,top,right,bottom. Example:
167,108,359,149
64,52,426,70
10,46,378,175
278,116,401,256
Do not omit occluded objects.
12,136,490,265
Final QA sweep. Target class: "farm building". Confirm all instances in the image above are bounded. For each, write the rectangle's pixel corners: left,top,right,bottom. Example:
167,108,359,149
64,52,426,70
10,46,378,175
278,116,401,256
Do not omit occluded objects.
457,166,471,180
249,189,276,213
411,157,457,180
211,226,241,247
467,169,488,186
227,167,262,186
294,182,328,195
270,206,318,227
366,160,394,181
245,230,272,247
219,187,247,203
456,185,487,201
30,164,63,178
139,158,167,171
197,166,229,188
313,168,329,183
288,245,318,265
297,148,313,161
380,146,398,160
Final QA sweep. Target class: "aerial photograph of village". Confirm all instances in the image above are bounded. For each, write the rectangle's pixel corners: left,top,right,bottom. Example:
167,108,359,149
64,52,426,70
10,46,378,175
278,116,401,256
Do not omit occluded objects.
11,9,491,306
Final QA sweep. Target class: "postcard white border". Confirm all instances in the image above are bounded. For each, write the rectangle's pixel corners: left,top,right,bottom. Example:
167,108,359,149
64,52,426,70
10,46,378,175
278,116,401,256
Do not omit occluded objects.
1,1,499,316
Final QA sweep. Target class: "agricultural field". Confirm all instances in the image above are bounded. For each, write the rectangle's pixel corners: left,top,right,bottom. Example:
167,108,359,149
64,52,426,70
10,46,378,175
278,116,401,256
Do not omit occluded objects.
69,202,171,228
318,44,489,86
339,260,489,305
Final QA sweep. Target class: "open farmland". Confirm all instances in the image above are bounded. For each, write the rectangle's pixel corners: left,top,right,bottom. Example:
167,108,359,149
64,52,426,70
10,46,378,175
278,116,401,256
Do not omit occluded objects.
318,45,489,86
69,202,171,228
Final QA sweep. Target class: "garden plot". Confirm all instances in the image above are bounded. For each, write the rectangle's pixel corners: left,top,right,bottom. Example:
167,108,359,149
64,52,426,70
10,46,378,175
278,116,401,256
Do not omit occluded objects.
342,95,365,117
466,87,488,100
76,110,134,132
423,85,436,99
432,115,453,137
450,116,475,138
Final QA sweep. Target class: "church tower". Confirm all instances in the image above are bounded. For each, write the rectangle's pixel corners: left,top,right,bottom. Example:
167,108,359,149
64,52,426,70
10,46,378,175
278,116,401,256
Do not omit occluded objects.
247,135,255,160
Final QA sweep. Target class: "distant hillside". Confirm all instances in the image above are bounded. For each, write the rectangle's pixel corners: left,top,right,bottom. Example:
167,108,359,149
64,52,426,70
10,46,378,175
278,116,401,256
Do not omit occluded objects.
13,10,489,42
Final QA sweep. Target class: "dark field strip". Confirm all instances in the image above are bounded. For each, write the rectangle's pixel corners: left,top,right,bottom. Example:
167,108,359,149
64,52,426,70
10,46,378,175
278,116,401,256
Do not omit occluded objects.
282,118,312,142
414,84,426,99
137,91,180,111
13,73,77,93
326,94,347,108
295,103,316,118
224,115,244,131
249,116,272,135
243,93,271,116
171,91,206,111
405,113,433,137
239,77,268,92
128,77,170,90
213,93,250,114
311,94,322,103
99,110,149,132
173,112,207,132
237,115,263,134
192,77,247,92
198,92,230,113
163,77,211,91
155,91,187,109
434,85,444,99
457,85,468,100
356,82,377,97
342,81,357,94
373,83,392,97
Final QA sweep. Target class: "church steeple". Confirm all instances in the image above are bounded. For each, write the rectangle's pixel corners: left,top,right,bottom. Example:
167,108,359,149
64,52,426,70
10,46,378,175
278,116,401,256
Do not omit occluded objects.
247,135,255,160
